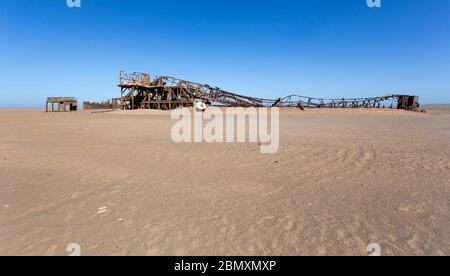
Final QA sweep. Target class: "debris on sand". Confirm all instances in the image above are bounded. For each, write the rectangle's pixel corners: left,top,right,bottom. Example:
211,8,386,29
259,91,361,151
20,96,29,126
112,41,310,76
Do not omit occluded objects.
97,207,108,214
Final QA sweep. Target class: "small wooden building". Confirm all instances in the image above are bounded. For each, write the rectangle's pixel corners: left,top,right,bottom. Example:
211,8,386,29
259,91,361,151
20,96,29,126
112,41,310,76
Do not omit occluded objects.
46,97,78,112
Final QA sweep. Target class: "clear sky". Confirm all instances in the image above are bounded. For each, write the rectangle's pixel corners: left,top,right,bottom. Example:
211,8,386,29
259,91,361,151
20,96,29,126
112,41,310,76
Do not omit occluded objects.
0,0,449,107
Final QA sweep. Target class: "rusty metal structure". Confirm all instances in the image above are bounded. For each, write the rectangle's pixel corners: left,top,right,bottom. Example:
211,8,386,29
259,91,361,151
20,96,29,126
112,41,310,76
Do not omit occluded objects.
46,97,78,112
83,101,114,110
118,71,419,111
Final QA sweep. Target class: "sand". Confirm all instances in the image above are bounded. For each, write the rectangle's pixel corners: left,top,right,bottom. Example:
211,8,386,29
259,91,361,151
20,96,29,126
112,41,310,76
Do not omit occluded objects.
0,107,449,256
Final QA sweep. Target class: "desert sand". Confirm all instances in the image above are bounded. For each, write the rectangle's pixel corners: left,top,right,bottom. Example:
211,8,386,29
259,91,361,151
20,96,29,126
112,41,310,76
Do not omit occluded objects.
0,106,449,256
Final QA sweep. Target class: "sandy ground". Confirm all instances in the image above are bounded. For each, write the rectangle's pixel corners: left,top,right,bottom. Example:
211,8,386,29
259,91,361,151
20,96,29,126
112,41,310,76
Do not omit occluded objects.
0,106,449,256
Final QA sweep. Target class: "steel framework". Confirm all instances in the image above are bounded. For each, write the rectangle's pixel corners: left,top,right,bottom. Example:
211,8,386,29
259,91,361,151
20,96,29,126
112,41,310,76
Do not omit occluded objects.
118,71,419,111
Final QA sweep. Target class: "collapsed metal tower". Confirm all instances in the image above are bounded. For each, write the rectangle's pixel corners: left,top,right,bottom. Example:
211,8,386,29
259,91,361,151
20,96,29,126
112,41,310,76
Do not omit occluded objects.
118,71,419,111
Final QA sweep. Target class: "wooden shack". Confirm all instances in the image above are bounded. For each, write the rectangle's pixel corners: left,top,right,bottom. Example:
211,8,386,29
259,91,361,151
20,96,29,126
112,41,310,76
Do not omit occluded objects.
46,97,78,112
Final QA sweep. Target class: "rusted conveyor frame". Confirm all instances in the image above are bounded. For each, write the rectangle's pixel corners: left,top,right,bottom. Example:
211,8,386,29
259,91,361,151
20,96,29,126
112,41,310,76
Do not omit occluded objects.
118,71,413,110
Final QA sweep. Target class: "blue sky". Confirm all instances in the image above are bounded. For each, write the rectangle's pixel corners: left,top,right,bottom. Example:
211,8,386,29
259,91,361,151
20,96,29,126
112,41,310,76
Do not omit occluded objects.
0,0,449,107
